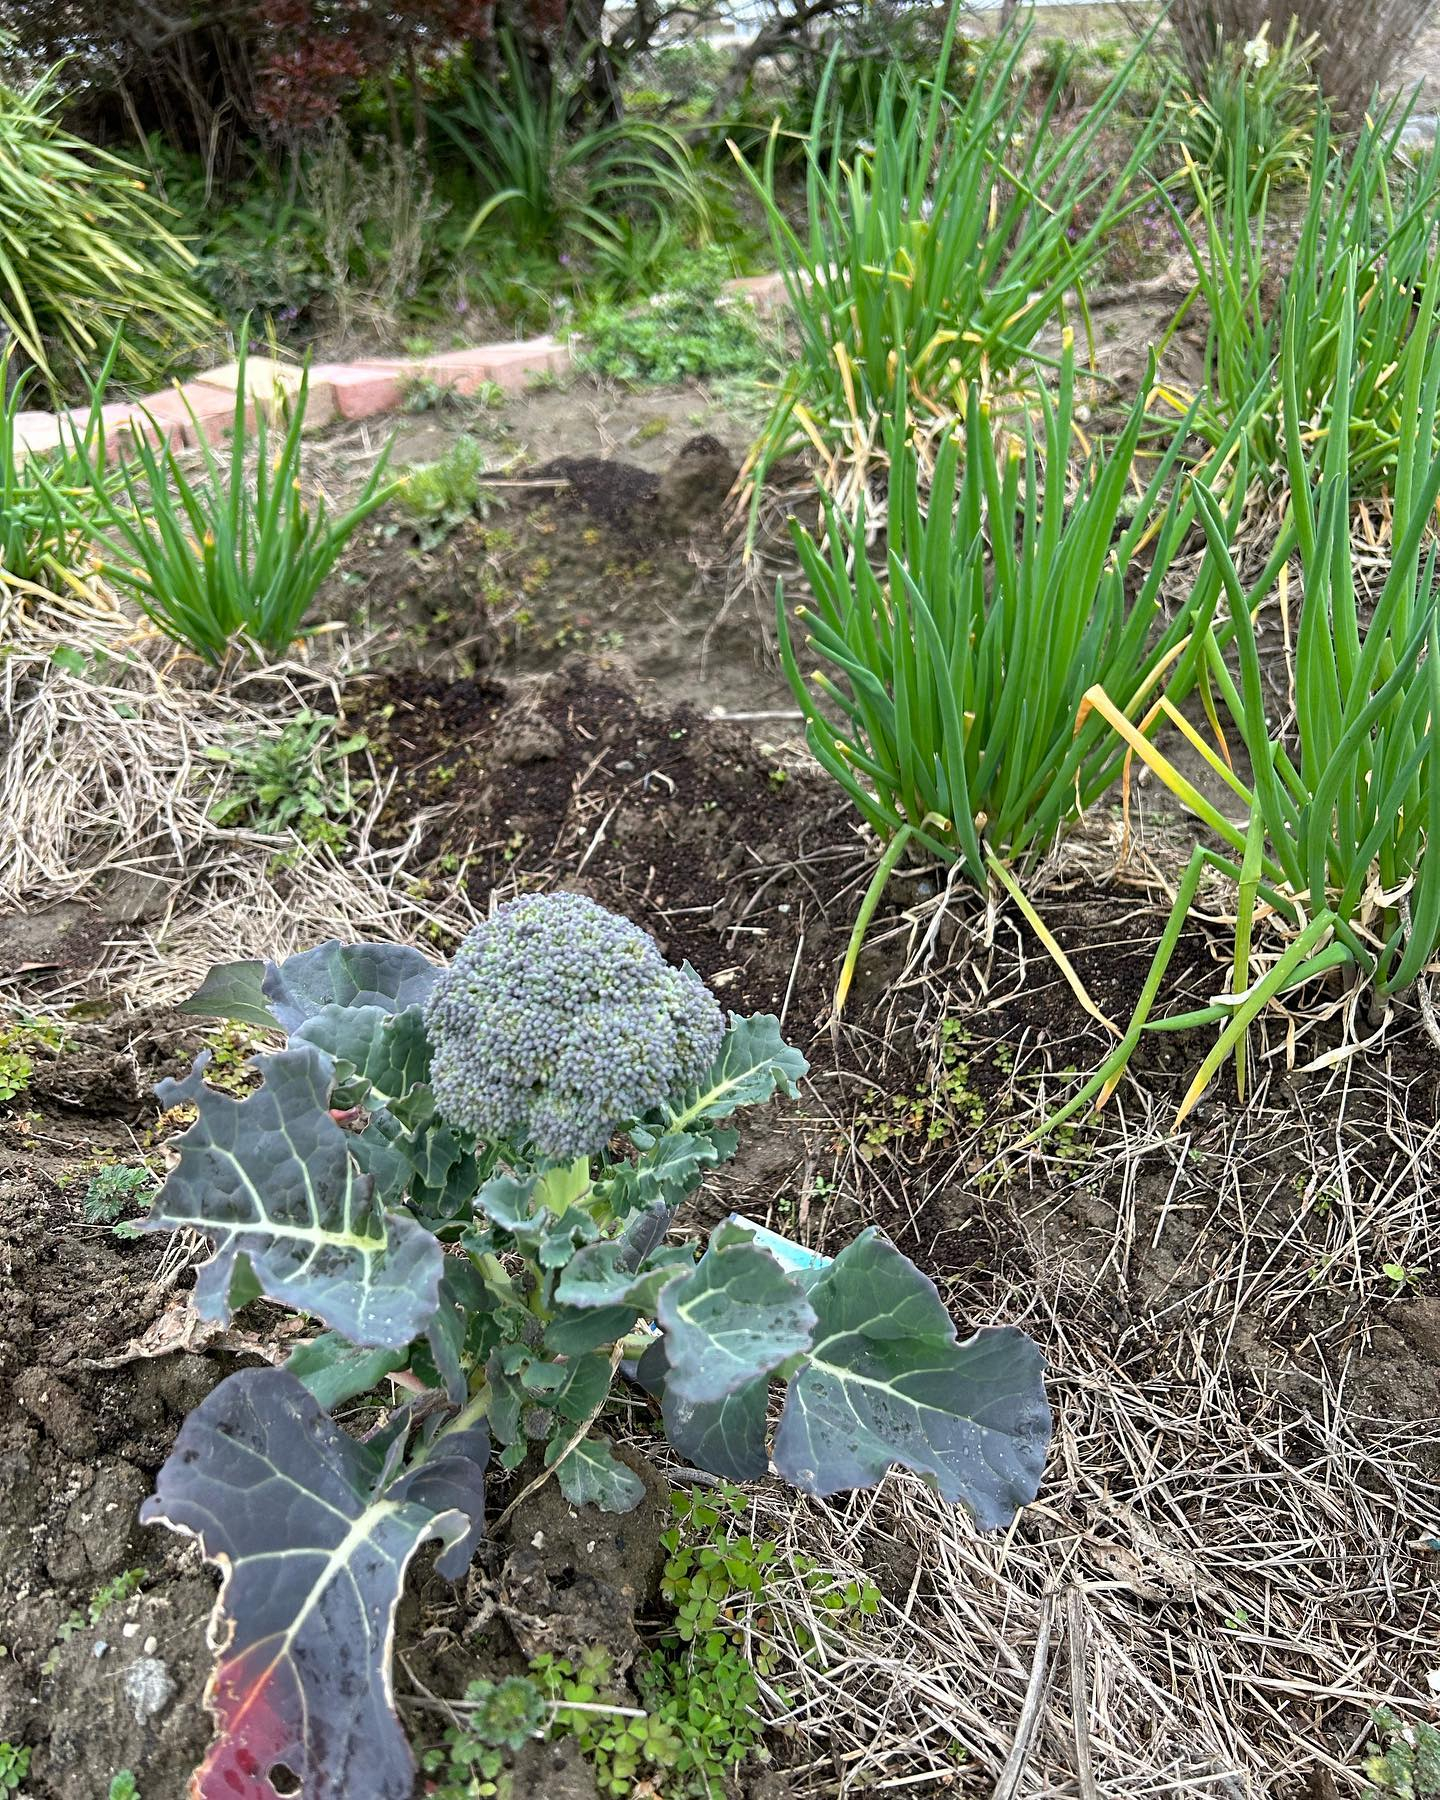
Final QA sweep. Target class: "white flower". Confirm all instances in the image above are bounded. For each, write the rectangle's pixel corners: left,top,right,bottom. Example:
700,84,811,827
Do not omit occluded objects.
1242,28,1272,69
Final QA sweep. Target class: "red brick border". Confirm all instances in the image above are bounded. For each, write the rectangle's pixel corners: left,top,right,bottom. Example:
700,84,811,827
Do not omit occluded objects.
12,277,787,463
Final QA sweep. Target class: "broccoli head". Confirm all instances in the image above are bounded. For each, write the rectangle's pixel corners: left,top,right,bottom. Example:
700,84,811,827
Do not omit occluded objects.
424,891,725,1161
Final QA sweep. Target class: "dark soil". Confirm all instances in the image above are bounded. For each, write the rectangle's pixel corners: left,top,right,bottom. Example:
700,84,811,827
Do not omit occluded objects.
341,436,795,717
0,1020,231,1800
346,663,861,1028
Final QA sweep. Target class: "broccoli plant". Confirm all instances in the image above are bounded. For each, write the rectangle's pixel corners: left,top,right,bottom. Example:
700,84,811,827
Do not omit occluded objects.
139,892,1050,1800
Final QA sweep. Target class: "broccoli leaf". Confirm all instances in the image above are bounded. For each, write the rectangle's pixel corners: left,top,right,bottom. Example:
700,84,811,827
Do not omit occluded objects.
348,1109,416,1204
523,1350,612,1420
177,959,273,1029
544,1303,639,1356
546,1433,645,1512
555,1207,694,1312
599,1126,738,1216
614,1199,673,1266
637,1339,770,1481
148,1046,444,1349
141,1369,486,1800
664,1015,809,1130
551,1199,689,1312
355,1102,480,1227
417,1258,493,1406
293,1003,432,1110
655,1221,816,1404
771,1229,1050,1529
286,1334,407,1411
261,941,438,1033
468,1172,598,1266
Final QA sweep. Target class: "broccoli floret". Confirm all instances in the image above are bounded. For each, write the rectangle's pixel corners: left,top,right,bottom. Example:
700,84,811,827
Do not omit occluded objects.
424,892,725,1161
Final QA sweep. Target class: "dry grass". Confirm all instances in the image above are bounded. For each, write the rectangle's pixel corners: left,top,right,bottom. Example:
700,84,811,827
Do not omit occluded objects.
0,592,474,1008
633,892,1440,1795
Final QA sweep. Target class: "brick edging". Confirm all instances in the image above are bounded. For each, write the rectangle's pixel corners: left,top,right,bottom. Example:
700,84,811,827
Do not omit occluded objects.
12,273,789,460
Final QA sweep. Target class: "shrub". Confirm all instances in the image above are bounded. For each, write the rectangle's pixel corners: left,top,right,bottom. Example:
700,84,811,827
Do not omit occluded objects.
150,145,332,328
1164,0,1431,123
300,130,449,332
734,10,1167,518
578,253,773,386
780,335,1260,902
143,897,1049,1798
0,67,213,388
1168,99,1440,499
41,326,396,664
1056,272,1440,1128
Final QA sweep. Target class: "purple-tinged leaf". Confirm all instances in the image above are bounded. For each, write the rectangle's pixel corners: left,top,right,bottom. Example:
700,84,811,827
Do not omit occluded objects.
141,1369,487,1800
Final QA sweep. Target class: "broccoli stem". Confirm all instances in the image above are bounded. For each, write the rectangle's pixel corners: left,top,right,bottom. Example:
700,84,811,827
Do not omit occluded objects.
534,1155,594,1215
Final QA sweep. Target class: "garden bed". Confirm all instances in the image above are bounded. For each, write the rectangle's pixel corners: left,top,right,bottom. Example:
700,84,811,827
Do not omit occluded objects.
3,371,1439,1800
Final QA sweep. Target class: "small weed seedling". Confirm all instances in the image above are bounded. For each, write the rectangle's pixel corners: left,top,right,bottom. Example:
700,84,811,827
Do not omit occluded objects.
402,375,504,416
43,1568,148,1675
0,1743,29,1793
205,711,368,851
1365,1708,1440,1796
0,1014,69,1105
83,1163,157,1225
396,435,493,545
108,1773,140,1800
420,1676,547,1797
142,894,1048,1798
0,1049,31,1104
1382,1262,1426,1293
663,1484,879,1668
199,1023,267,1098
57,1568,148,1644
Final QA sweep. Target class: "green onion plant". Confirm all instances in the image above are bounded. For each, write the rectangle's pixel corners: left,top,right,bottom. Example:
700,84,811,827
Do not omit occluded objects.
780,333,1264,898
734,10,1169,520
1164,96,1440,498
1057,261,1440,1129
0,337,119,605
42,327,396,665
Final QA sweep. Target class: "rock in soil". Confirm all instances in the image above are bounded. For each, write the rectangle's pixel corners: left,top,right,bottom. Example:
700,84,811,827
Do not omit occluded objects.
33,1580,215,1800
